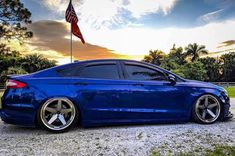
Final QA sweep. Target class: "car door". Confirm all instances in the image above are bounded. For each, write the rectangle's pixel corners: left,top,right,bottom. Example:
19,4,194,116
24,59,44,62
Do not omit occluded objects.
67,61,133,124
121,61,189,121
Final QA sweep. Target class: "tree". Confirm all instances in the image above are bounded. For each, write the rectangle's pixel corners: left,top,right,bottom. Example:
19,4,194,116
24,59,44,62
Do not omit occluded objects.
160,58,180,71
0,0,33,74
168,46,186,65
21,54,57,73
199,57,221,82
220,52,235,82
185,43,208,62
0,53,57,84
0,0,32,42
142,50,166,66
0,1,58,84
171,69,185,78
141,45,234,82
0,44,21,57
179,61,207,81
0,44,22,74
0,66,27,83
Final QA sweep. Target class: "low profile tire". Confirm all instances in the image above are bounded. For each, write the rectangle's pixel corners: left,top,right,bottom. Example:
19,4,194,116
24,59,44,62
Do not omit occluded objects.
37,97,79,133
192,94,221,124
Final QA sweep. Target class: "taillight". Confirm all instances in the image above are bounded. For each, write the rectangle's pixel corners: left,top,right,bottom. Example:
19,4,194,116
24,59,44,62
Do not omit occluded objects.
6,79,27,89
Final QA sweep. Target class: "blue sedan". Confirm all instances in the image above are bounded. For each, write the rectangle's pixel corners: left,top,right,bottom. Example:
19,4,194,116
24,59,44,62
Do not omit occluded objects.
0,59,233,132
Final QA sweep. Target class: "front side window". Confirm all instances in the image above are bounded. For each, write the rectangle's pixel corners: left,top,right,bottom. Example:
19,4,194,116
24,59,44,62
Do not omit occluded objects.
125,64,167,81
79,64,119,79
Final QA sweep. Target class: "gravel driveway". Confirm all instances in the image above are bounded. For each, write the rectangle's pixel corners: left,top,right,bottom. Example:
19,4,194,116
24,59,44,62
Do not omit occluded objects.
0,99,234,156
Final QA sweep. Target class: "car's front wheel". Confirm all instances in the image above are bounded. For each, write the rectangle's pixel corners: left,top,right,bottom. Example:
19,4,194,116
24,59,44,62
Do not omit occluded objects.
192,94,221,124
37,97,79,133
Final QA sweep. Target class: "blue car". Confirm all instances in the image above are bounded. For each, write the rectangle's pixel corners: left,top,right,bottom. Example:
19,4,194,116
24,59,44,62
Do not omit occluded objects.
0,59,233,132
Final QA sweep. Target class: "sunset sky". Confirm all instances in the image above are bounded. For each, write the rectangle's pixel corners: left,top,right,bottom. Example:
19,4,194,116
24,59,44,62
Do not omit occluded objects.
12,0,235,64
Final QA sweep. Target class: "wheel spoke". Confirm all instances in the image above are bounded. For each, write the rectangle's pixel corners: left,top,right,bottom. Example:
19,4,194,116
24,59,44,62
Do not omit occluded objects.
207,109,216,118
61,108,72,115
58,114,66,125
45,107,57,113
202,110,207,119
57,100,62,111
197,105,204,109
207,103,217,109
48,114,58,124
204,96,209,106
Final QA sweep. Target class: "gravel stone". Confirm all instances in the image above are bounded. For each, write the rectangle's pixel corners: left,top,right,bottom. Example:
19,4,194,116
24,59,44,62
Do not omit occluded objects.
0,99,234,156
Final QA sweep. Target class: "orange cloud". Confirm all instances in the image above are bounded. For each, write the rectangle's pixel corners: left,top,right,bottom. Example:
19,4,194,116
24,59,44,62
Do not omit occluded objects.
217,40,235,48
27,20,129,61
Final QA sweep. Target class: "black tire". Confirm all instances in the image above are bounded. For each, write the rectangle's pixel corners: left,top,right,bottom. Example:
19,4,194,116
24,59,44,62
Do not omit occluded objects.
37,97,79,133
192,94,222,124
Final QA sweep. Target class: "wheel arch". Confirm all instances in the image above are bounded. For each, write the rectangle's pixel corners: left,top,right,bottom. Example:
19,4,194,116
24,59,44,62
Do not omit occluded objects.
191,88,224,108
190,91,224,122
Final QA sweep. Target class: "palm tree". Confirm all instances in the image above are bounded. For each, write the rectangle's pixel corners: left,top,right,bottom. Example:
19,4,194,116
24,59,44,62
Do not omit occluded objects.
185,43,208,62
0,67,28,83
143,50,166,66
169,46,186,65
21,54,57,73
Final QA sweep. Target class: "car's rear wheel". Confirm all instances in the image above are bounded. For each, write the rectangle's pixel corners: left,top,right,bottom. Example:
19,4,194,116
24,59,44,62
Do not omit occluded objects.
37,97,78,133
192,94,221,124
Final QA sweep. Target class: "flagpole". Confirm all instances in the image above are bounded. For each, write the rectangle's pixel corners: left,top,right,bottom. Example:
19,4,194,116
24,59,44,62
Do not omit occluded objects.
70,23,73,63
70,0,73,63
66,0,85,63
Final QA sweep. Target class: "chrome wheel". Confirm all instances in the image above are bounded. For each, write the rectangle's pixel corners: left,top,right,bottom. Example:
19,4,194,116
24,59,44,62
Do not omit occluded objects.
195,95,221,123
40,98,76,131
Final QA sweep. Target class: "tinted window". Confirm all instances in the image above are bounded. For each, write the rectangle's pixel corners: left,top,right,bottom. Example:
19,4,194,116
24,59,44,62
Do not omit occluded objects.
57,65,81,77
79,64,119,79
125,64,166,81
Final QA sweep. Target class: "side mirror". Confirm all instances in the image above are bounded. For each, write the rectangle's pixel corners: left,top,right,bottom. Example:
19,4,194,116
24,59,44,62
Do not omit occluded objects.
168,74,176,84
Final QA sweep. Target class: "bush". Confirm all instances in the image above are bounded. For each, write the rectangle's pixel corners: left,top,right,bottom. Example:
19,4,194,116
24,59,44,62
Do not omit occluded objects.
0,66,28,83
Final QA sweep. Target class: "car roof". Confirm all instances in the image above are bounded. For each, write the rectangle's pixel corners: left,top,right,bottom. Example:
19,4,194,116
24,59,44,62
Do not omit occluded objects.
64,59,177,75
57,59,168,74
71,59,139,64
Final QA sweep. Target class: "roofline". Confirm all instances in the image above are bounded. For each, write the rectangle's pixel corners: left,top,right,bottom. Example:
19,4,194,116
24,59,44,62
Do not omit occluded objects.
73,58,137,63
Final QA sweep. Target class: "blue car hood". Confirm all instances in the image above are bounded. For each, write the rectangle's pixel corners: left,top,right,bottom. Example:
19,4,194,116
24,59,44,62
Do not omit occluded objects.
184,79,224,90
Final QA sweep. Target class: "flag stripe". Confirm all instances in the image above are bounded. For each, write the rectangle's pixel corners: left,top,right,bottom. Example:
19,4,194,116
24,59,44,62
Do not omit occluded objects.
65,2,78,23
65,1,85,44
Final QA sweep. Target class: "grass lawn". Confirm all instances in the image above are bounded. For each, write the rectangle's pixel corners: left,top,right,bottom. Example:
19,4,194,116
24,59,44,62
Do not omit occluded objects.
150,145,235,156
225,87,235,98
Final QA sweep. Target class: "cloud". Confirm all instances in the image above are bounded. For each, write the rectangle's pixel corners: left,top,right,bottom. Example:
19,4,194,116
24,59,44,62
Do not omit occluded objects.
217,40,235,48
82,19,235,55
198,9,224,23
125,0,177,18
39,0,177,28
24,19,235,64
27,20,128,63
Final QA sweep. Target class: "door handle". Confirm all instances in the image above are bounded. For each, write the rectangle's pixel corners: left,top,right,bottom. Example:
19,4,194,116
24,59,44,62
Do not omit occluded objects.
74,82,88,86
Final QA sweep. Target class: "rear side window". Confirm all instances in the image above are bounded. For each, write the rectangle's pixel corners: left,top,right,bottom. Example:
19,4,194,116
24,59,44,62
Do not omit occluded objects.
57,65,81,77
79,64,119,79
125,64,167,81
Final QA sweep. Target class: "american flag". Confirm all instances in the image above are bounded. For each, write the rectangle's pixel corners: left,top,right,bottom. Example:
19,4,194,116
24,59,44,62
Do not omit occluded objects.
65,0,85,44
65,1,78,23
